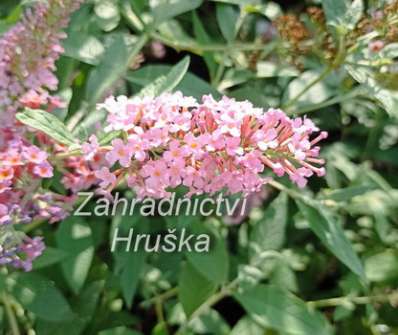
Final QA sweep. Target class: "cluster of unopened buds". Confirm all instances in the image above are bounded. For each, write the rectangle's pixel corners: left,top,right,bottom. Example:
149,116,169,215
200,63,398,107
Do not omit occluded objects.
61,92,327,200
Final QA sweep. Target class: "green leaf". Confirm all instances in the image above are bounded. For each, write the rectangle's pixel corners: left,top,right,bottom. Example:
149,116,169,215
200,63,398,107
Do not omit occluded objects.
152,0,203,24
209,0,252,5
16,108,77,146
230,316,264,335
346,64,398,118
137,56,190,97
269,260,298,293
86,34,147,105
296,199,366,281
283,70,332,108
99,327,142,335
98,130,123,146
179,261,216,317
94,0,121,32
346,0,364,29
216,3,239,42
151,322,168,335
9,273,74,322
192,12,217,79
55,217,94,294
256,61,299,78
320,185,376,202
32,247,68,270
112,215,149,307
235,285,333,335
126,65,221,99
189,309,231,335
187,230,229,286
365,250,398,283
250,192,288,257
63,33,104,65
115,250,146,308
35,280,104,335
157,20,197,49
322,0,363,31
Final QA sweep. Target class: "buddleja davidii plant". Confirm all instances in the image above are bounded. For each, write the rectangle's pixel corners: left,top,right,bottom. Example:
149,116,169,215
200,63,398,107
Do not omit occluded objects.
0,0,84,272
10,91,332,334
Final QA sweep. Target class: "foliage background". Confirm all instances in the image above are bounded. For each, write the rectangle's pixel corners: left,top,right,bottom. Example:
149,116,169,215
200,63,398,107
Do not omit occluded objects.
1,0,398,334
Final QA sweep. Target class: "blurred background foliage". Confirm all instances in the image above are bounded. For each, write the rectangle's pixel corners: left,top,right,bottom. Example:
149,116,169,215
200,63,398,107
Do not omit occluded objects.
1,0,398,334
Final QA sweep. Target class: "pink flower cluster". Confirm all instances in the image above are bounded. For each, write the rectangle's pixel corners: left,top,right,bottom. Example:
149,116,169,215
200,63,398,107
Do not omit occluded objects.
72,93,327,199
0,0,82,271
0,129,75,271
0,0,82,126
0,129,73,225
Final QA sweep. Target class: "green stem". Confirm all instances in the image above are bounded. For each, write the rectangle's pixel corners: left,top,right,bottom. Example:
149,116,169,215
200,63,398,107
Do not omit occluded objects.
283,66,333,110
292,89,363,115
120,0,145,32
155,298,166,326
307,292,396,308
268,180,304,200
284,35,347,111
55,148,82,159
176,279,239,334
22,219,45,233
1,293,20,335
150,32,268,55
140,287,178,308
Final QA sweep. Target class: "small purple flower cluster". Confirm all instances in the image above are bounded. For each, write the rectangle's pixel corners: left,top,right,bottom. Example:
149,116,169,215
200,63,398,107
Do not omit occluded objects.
0,231,45,272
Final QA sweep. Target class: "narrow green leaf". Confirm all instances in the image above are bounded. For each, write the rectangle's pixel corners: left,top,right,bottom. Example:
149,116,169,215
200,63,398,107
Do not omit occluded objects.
16,108,77,146
179,261,216,317
216,3,239,42
115,250,146,308
86,34,147,104
63,33,104,65
322,0,349,28
235,285,333,335
189,309,231,335
365,250,398,283
99,327,142,335
346,64,398,118
137,56,190,97
32,247,68,270
322,0,363,31
126,65,221,99
99,130,123,146
112,215,149,307
346,0,364,29
230,316,265,335
55,217,94,294
320,185,376,202
187,231,229,286
192,11,217,79
296,199,366,281
250,192,288,257
283,70,332,107
153,0,203,24
94,0,121,32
